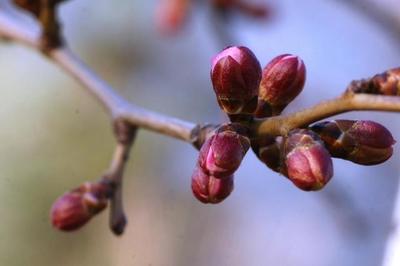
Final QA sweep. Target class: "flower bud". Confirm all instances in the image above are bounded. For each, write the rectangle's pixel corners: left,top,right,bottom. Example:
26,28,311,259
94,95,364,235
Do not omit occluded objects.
283,129,333,191
198,124,250,178
310,120,395,165
251,135,282,172
50,181,109,231
211,46,261,115
370,68,400,95
191,166,234,204
255,54,306,117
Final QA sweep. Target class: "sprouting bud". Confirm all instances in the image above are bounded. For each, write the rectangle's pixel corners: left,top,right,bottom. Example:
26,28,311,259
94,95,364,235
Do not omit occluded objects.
251,135,282,173
50,181,110,231
198,124,250,179
255,54,306,117
348,68,400,95
191,165,234,204
283,129,333,191
211,46,261,115
310,120,395,165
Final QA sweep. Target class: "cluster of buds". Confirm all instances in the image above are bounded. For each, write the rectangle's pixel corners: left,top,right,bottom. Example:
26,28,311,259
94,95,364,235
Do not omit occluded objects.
192,45,397,201
50,181,111,231
191,124,250,203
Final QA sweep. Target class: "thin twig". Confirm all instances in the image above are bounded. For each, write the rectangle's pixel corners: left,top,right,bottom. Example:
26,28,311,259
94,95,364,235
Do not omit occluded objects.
254,93,400,136
0,9,198,143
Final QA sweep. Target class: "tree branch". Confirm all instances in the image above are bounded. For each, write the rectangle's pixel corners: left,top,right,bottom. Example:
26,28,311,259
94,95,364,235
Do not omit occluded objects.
0,8,198,143
254,92,400,137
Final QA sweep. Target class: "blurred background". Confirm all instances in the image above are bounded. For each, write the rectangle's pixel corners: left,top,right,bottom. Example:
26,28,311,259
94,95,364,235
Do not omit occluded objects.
0,0,400,265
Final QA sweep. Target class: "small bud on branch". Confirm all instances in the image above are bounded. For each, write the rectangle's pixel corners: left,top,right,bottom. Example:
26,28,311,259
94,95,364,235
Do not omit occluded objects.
211,46,261,117
255,54,306,117
311,120,395,165
283,129,333,191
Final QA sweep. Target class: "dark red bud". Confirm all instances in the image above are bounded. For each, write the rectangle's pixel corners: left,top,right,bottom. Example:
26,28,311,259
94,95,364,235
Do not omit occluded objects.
191,166,234,204
251,135,282,172
50,182,109,231
283,130,333,191
311,120,395,165
211,46,261,115
256,54,306,116
198,124,250,178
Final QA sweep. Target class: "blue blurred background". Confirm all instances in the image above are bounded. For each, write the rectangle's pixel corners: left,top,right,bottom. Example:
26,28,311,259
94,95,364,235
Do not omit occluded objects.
0,0,399,265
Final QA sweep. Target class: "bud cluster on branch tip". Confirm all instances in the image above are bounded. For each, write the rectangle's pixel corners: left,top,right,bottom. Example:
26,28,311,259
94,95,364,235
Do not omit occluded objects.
310,120,395,165
251,135,282,173
50,181,110,231
282,129,333,191
191,123,250,203
255,54,306,117
211,46,261,117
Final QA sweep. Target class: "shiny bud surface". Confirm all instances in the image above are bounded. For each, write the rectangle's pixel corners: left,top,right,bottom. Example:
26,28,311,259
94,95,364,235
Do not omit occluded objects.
50,182,109,231
256,54,306,116
283,130,333,191
311,120,395,165
191,166,234,204
211,46,261,115
198,124,250,178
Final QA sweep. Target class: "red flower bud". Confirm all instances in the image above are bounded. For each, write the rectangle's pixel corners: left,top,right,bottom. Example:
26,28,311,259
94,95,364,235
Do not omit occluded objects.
283,130,333,191
50,182,109,231
256,54,306,117
311,120,395,165
191,166,234,204
198,124,250,178
211,46,261,115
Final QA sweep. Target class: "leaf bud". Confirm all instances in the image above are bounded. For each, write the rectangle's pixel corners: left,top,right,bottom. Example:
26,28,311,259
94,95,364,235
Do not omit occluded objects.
310,120,395,165
50,181,110,231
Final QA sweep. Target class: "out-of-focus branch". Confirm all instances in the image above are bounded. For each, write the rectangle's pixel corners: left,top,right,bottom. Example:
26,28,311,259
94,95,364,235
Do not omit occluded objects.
254,93,400,137
0,9,199,144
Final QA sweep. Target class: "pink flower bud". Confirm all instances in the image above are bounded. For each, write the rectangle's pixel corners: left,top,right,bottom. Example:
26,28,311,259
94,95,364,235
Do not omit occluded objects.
191,166,234,204
311,120,395,165
283,130,333,191
50,182,109,231
211,46,261,115
256,54,306,116
198,124,250,178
